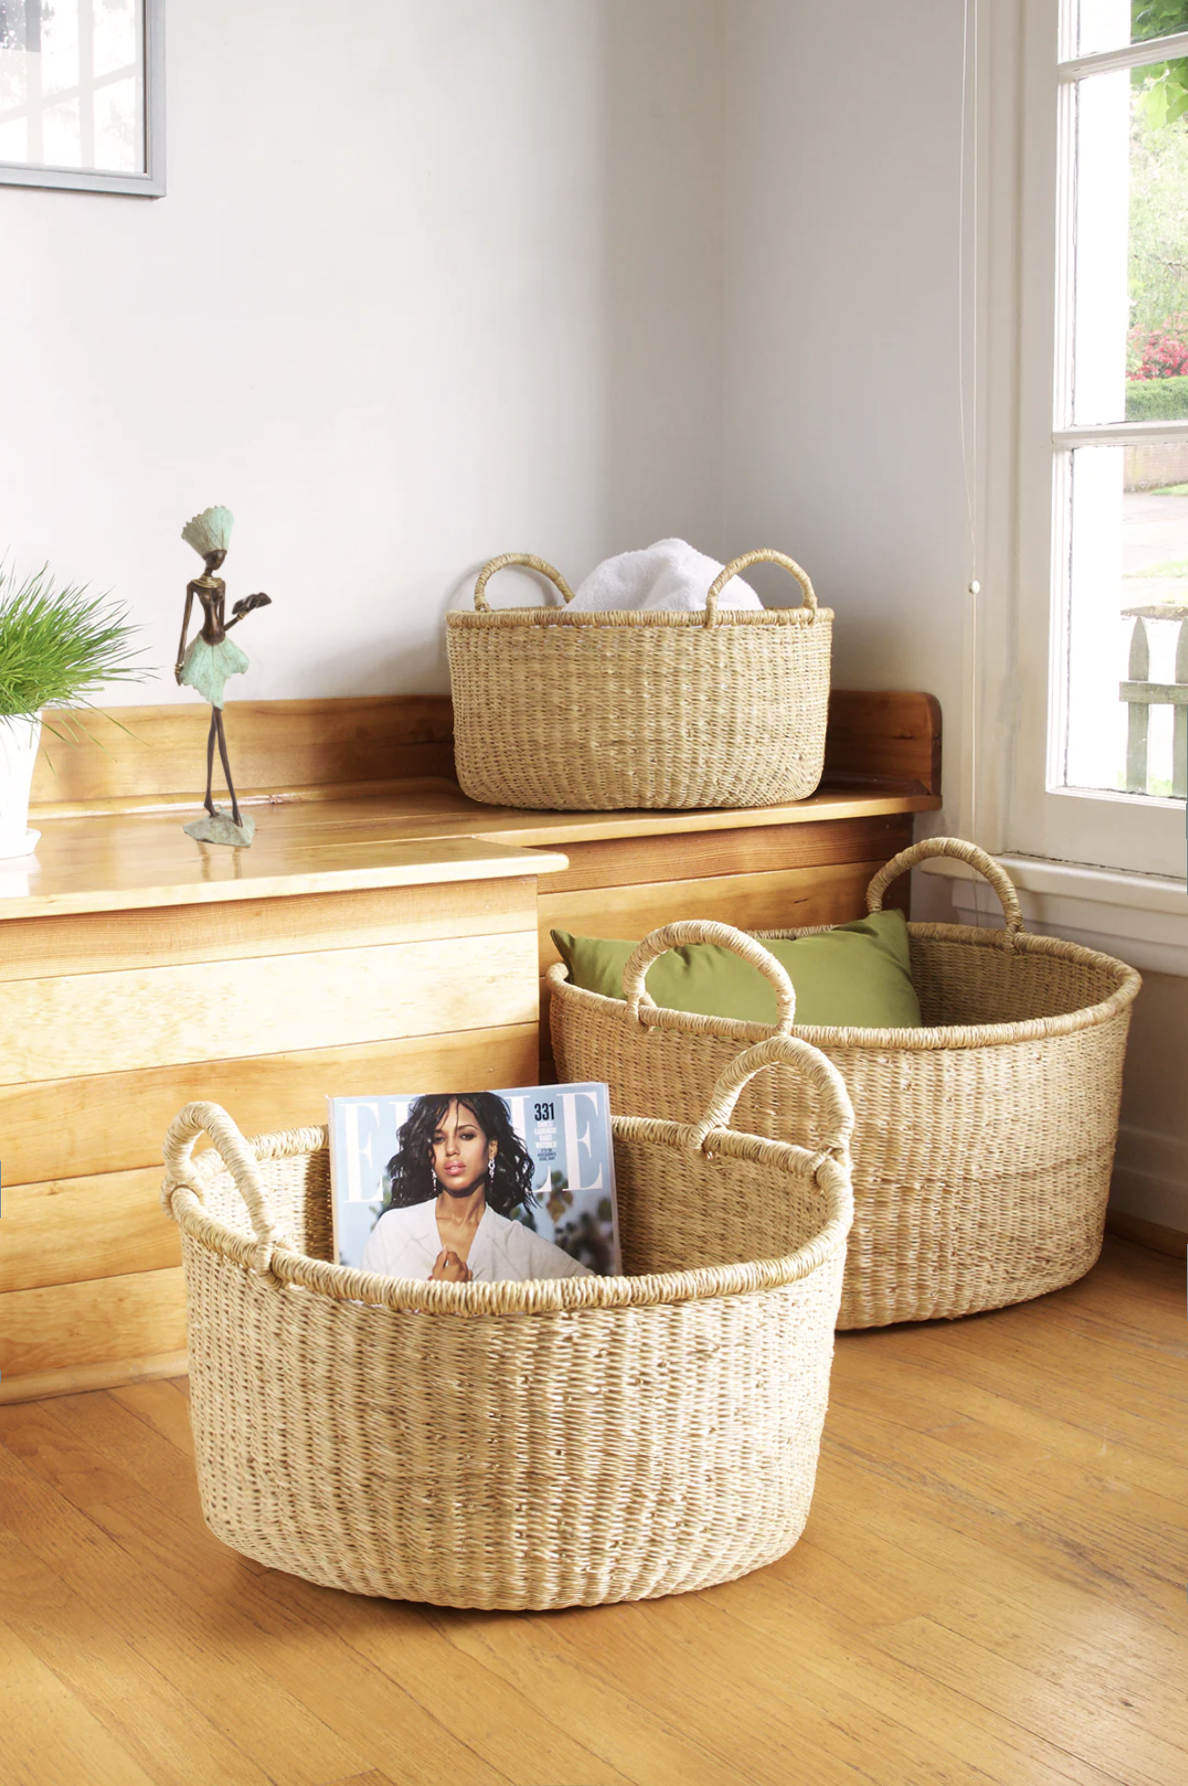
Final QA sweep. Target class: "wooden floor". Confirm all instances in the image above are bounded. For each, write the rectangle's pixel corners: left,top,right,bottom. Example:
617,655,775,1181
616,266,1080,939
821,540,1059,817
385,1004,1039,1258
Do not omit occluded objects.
0,1236,1183,1786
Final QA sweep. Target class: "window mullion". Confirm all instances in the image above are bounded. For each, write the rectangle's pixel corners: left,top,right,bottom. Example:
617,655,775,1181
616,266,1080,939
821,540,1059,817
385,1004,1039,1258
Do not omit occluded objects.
1052,70,1077,431
1059,30,1188,84
1055,419,1188,446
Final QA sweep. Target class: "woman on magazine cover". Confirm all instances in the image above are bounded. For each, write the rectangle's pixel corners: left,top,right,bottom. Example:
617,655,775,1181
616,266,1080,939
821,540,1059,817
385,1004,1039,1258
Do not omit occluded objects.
359,1092,592,1284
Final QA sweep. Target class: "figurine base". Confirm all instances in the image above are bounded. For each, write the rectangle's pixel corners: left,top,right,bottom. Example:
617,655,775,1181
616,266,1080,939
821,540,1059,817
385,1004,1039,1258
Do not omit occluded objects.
184,807,256,848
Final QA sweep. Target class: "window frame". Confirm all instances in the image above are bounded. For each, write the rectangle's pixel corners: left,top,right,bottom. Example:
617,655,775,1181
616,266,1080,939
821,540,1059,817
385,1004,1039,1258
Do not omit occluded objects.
979,0,1188,881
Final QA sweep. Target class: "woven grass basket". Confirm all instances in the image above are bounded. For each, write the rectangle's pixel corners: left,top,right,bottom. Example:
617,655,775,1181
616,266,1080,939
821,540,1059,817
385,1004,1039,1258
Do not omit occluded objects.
161,1035,854,1611
549,838,1142,1331
446,548,832,810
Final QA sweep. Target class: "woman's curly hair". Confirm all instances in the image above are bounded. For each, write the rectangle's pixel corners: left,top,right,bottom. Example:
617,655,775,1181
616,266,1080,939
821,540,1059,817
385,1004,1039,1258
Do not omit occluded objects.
382,1092,537,1218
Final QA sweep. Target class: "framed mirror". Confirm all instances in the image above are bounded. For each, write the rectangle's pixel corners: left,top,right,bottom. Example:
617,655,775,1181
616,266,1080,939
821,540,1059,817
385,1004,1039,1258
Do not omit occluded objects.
0,0,163,195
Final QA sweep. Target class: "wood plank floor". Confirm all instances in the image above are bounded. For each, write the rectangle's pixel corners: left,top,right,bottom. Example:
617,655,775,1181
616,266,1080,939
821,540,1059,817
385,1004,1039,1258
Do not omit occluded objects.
0,1236,1183,1786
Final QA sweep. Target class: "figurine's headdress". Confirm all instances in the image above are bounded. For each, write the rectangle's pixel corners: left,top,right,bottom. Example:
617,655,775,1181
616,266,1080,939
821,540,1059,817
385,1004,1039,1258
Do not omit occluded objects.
181,506,234,558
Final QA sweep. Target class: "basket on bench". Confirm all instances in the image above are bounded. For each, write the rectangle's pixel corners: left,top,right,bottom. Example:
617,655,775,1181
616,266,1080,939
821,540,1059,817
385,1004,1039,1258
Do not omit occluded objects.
549,838,1141,1329
446,548,832,810
161,1034,854,1611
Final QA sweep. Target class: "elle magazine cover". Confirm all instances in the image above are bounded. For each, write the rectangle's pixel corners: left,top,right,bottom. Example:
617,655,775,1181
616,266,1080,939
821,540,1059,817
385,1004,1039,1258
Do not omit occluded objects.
329,1083,619,1286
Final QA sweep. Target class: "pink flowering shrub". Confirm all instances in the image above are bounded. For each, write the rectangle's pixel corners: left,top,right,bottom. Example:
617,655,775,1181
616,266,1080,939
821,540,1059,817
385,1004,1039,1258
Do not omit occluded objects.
1128,315,1188,379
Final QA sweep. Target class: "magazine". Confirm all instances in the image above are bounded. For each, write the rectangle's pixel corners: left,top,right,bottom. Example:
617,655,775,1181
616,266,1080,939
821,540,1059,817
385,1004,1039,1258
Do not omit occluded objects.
329,1083,620,1285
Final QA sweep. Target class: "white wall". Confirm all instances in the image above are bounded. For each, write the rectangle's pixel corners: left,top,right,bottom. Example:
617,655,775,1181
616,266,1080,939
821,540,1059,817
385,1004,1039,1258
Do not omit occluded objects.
1111,970,1188,1232
721,0,971,764
0,0,724,703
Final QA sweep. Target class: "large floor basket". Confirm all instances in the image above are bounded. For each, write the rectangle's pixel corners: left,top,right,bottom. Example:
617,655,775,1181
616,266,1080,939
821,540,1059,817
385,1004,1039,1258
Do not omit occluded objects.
549,839,1141,1330
162,1036,853,1611
446,549,832,809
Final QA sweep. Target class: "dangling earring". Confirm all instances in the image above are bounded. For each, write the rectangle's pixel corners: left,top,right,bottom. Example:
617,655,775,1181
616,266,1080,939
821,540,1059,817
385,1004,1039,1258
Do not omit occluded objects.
488,1155,496,1181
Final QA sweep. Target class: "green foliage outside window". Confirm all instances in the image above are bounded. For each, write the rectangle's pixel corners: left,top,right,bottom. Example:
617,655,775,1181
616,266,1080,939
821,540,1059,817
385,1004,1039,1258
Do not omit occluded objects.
1128,6,1188,363
1131,2,1188,128
1126,371,1188,416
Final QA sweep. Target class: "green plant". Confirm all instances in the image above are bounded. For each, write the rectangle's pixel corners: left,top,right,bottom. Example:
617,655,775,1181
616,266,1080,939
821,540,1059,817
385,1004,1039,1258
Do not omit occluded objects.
1125,373,1188,419
1131,3,1188,128
0,562,147,721
1128,28,1188,345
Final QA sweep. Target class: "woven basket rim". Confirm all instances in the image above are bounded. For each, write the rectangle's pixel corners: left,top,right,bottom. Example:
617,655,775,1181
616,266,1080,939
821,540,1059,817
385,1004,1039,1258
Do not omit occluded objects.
447,605,833,630
169,1116,852,1318
546,920,1140,1053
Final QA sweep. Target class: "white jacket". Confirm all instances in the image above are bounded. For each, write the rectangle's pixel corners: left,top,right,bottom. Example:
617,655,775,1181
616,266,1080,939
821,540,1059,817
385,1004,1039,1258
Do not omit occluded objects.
359,1199,591,1283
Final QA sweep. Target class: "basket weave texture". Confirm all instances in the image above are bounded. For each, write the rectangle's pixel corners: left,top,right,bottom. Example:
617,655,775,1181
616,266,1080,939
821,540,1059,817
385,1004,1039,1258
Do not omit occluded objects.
162,1037,853,1610
548,839,1141,1330
446,549,832,810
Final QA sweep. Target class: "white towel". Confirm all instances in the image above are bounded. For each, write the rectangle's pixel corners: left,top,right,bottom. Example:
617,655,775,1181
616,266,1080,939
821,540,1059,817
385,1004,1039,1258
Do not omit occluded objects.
567,539,763,612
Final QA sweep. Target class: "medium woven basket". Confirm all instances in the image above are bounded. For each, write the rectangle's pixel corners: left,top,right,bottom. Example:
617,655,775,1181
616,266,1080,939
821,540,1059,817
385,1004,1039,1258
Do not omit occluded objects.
161,1036,854,1610
549,838,1142,1330
445,549,832,810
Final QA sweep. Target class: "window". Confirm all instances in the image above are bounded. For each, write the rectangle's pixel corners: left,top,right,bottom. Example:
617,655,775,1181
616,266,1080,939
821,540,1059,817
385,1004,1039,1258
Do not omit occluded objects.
996,0,1188,877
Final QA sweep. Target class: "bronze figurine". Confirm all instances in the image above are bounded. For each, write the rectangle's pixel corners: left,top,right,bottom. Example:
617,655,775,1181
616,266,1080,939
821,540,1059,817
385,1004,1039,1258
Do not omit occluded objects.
176,506,271,847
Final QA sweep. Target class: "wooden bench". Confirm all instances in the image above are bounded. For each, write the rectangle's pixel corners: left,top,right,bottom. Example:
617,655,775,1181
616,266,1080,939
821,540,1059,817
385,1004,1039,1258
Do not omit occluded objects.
0,690,940,1404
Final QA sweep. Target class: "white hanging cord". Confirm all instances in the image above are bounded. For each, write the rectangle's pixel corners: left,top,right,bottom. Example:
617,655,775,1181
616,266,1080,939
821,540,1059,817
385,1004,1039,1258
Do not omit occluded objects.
958,0,980,583
958,0,987,922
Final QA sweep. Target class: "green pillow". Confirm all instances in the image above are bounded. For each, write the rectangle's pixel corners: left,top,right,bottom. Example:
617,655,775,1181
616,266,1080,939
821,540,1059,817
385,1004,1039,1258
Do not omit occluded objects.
551,911,922,1029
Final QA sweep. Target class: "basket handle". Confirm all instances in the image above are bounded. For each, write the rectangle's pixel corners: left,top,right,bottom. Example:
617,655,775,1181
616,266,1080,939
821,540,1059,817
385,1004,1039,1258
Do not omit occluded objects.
686,1034,854,1158
703,549,817,629
473,552,575,612
866,837,1025,943
162,1101,287,1261
621,920,797,1035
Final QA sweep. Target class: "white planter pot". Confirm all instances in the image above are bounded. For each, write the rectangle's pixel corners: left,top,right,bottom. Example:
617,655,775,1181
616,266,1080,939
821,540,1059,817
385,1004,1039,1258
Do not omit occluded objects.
0,713,42,858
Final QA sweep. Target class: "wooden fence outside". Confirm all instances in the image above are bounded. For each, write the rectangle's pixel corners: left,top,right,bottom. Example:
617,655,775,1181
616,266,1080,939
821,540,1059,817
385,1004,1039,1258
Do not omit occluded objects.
1121,604,1188,798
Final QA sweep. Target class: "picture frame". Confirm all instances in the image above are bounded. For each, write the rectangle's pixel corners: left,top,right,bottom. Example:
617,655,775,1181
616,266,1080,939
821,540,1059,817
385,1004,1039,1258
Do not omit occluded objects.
0,0,164,196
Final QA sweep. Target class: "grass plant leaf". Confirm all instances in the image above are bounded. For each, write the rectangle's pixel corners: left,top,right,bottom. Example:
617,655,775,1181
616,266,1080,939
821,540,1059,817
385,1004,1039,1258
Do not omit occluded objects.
0,561,148,720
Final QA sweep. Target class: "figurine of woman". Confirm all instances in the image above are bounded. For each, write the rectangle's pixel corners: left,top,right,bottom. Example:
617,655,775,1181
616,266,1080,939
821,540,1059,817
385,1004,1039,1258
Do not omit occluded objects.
175,506,271,846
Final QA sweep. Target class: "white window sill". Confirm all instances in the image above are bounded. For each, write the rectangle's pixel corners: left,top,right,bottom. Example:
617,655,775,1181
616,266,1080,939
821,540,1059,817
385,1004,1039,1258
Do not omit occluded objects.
917,853,1188,977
